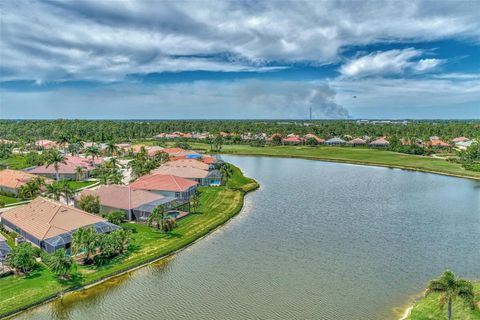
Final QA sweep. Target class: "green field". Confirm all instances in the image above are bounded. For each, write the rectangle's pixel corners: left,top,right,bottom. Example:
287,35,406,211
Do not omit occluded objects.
66,180,98,191
0,164,258,318
408,283,480,320
0,195,22,205
179,143,480,180
0,155,30,170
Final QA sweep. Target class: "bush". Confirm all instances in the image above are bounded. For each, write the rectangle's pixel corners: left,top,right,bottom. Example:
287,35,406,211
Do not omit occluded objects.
77,194,100,214
105,211,127,225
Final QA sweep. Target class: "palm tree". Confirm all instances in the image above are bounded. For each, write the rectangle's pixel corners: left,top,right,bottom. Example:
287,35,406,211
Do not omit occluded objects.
75,166,85,181
47,248,75,279
105,142,119,157
46,182,62,201
85,145,100,163
426,270,476,320
189,193,200,213
71,227,98,264
59,180,75,205
18,178,44,199
220,163,233,184
44,150,67,181
147,205,163,230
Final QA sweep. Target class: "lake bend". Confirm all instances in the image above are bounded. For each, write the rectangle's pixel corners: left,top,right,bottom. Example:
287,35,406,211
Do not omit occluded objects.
14,156,480,320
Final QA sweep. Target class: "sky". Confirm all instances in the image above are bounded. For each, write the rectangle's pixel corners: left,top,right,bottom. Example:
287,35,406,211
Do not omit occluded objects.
0,0,479,119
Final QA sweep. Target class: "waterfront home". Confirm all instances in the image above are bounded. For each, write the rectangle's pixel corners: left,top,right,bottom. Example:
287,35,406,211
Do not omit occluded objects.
1,197,119,253
161,147,201,158
426,138,451,148
152,165,222,186
0,169,53,196
76,185,179,221
129,174,198,200
164,159,214,171
368,137,390,147
304,134,325,144
348,138,367,146
26,155,102,180
282,136,303,144
325,137,346,145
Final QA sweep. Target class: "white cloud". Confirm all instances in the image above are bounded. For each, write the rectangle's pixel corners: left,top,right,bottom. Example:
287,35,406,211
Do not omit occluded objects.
339,48,443,78
0,0,479,82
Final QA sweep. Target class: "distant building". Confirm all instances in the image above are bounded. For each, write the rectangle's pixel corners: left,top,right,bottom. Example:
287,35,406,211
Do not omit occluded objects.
369,138,390,148
348,138,367,146
325,137,346,145
452,137,469,143
26,156,102,180
304,134,325,144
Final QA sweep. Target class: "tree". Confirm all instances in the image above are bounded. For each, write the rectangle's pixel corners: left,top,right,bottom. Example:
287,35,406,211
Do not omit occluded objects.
211,134,224,152
18,177,45,199
75,166,85,181
174,140,190,150
105,210,126,225
85,145,101,162
220,163,233,184
72,227,98,264
59,180,75,205
147,205,163,230
305,137,318,146
7,242,36,275
271,134,282,146
426,270,476,320
189,193,200,213
46,182,62,201
44,149,67,181
105,142,120,157
77,194,100,214
47,248,75,279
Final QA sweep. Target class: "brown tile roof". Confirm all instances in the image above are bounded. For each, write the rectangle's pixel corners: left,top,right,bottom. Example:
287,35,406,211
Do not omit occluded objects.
79,185,165,210
151,165,210,179
27,156,101,175
164,159,211,171
130,174,197,192
1,197,107,241
369,137,390,146
349,138,367,144
0,169,52,189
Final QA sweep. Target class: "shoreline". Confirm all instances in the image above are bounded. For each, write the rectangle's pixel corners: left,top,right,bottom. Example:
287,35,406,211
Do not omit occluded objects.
217,150,480,181
1,167,259,319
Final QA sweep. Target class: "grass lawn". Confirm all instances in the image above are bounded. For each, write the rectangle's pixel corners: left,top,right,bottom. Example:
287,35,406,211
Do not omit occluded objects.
66,180,97,191
0,164,258,318
408,283,480,319
178,143,480,180
0,155,30,170
0,195,23,205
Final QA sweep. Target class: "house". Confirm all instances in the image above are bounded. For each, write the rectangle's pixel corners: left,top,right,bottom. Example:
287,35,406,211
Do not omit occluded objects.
35,139,57,149
282,136,303,144
152,165,222,186
129,174,198,201
0,169,53,196
1,197,119,253
455,140,475,150
348,138,367,146
452,137,469,143
369,137,390,148
426,139,451,148
325,137,346,145
0,139,16,145
164,159,214,171
26,156,102,180
160,147,200,158
76,185,179,221
304,134,325,144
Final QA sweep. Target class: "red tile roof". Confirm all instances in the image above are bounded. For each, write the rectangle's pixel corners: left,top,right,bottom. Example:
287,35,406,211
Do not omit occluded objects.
0,169,52,189
130,174,198,192
28,156,102,175
427,139,451,147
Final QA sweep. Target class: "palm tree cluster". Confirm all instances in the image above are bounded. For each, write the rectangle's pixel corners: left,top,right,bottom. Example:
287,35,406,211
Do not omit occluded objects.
43,149,67,181
46,249,75,280
45,180,75,205
147,205,177,232
71,227,130,265
220,163,234,184
92,158,123,185
18,177,45,199
129,147,169,180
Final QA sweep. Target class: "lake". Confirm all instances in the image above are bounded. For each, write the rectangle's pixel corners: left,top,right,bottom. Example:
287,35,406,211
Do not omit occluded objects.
16,156,480,320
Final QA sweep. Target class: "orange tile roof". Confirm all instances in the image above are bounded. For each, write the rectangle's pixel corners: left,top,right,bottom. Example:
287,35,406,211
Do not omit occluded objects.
151,166,210,179
164,159,211,171
428,139,451,147
1,197,107,241
0,169,52,189
130,174,198,192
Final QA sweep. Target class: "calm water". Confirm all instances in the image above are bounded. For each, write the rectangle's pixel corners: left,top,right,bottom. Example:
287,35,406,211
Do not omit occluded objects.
16,156,480,320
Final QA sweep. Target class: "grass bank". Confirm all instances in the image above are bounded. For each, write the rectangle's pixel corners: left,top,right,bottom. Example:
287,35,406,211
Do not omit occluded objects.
406,282,480,320
184,143,480,180
0,164,258,319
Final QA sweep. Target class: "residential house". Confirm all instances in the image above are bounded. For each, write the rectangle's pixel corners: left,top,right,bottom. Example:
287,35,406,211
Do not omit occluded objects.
426,138,451,148
348,138,367,146
455,140,475,150
161,147,200,158
35,139,57,149
304,134,325,144
164,159,215,171
325,137,346,145
26,156,102,180
369,137,390,148
0,169,52,196
76,185,179,221
129,174,198,201
452,137,469,143
152,165,222,186
1,197,119,253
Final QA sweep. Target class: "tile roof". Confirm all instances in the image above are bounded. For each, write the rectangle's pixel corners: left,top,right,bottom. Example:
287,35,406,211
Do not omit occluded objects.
1,197,108,241
27,156,101,175
151,165,210,179
369,138,390,146
0,169,52,189
164,159,211,171
79,185,165,210
452,137,469,143
349,138,367,144
130,174,198,192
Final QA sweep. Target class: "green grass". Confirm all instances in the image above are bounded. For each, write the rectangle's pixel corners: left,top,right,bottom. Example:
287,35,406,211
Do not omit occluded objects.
0,195,23,205
180,143,480,180
0,164,258,318
408,283,480,320
0,155,30,170
66,180,97,191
